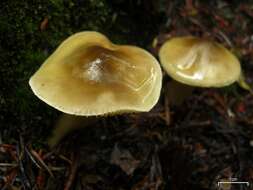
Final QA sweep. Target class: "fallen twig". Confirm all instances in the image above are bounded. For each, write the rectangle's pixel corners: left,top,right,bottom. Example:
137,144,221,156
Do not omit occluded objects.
64,153,79,190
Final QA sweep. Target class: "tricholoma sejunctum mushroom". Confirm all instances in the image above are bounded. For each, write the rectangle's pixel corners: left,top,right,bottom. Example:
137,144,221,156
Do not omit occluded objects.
159,36,241,88
29,31,162,116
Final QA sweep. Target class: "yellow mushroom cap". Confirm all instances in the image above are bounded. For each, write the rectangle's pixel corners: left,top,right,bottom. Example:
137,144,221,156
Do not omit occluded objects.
159,36,241,87
29,31,162,116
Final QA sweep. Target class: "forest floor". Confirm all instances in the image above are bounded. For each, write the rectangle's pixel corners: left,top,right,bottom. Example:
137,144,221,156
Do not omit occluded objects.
1,0,253,190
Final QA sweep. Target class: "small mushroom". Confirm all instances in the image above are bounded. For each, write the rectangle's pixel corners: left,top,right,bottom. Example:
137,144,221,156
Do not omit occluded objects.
29,31,162,116
158,36,241,107
159,36,241,87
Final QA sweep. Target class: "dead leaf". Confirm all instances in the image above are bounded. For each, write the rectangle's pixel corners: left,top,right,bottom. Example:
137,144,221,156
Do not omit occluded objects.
110,144,140,175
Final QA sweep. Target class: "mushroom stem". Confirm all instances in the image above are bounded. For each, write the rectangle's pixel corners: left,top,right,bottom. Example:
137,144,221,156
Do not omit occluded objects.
47,114,98,148
237,72,253,93
166,80,194,106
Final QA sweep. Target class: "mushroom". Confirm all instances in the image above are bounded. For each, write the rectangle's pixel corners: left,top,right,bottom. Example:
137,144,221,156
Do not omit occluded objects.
158,36,241,88
158,36,242,107
29,31,162,116
29,31,162,146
